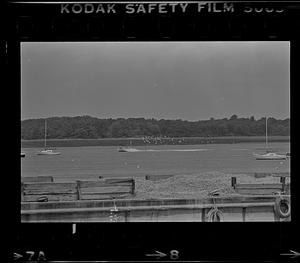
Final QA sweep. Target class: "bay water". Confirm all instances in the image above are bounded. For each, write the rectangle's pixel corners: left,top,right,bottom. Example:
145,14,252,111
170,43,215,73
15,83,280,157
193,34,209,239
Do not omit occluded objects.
21,142,290,181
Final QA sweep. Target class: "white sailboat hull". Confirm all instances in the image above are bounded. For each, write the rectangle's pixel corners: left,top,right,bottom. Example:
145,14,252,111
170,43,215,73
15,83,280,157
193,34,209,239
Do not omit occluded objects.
253,153,287,160
37,150,61,155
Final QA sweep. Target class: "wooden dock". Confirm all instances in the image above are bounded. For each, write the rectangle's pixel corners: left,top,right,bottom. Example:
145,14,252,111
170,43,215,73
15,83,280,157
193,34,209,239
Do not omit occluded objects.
21,195,291,222
20,174,291,222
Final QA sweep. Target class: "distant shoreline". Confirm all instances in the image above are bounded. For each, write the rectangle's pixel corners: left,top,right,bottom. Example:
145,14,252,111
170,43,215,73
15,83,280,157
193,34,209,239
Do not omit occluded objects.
21,135,290,148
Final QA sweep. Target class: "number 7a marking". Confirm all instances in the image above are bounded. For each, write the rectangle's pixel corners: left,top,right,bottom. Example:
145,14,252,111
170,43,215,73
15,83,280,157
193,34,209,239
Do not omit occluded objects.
26,251,35,260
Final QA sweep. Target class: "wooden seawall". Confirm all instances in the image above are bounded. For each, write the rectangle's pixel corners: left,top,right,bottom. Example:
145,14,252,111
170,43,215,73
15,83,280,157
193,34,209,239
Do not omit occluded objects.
21,178,135,202
231,176,290,195
21,195,291,222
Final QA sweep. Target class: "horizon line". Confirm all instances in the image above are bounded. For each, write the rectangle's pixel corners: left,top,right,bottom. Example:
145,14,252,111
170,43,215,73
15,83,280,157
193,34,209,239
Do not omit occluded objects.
21,114,290,122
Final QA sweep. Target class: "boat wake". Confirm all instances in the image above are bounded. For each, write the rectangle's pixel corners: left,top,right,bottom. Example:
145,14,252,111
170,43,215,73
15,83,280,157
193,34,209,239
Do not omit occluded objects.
124,148,210,152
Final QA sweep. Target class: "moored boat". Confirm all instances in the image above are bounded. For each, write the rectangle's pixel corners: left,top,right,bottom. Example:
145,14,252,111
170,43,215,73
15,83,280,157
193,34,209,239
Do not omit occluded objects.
37,149,61,155
37,119,61,155
21,152,26,158
253,152,287,160
253,117,286,160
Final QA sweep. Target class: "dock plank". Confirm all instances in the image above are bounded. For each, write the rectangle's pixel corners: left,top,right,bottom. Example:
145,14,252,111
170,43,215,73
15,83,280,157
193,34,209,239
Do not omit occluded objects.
235,188,282,195
254,172,290,178
80,193,132,200
23,182,77,190
80,186,132,194
104,178,134,184
78,180,132,188
235,183,283,189
23,193,77,202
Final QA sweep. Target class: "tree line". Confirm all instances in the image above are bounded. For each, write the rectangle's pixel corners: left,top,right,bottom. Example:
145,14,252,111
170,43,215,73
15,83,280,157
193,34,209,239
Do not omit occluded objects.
21,115,290,140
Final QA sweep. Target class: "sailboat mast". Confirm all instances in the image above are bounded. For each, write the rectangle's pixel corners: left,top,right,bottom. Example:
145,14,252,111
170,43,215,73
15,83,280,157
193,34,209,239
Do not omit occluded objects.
44,119,47,148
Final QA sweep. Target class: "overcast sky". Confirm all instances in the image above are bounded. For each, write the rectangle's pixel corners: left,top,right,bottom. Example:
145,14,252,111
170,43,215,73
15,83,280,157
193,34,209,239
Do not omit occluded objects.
21,41,290,121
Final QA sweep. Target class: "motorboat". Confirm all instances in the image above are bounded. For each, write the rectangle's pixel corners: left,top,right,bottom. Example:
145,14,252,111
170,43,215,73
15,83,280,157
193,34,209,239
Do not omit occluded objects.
21,152,26,158
253,152,287,160
118,146,137,152
118,146,128,152
118,140,138,152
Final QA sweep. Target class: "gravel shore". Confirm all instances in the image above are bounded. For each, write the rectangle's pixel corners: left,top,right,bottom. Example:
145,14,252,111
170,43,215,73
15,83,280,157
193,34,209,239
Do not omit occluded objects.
46,171,289,199
132,172,289,199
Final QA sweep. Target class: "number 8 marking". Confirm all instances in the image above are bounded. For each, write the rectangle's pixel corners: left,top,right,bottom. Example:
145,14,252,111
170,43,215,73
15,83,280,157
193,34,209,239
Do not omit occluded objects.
170,250,179,260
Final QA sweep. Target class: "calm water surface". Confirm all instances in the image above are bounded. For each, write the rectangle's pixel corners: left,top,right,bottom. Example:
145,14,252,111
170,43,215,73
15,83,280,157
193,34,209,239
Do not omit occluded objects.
21,142,290,180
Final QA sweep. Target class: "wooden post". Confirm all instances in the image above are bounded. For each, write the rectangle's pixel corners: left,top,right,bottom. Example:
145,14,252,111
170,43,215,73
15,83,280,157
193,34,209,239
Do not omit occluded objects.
21,182,24,202
231,177,237,188
201,208,206,222
131,179,135,194
280,177,286,192
242,207,246,222
273,205,280,222
76,181,82,200
280,176,286,184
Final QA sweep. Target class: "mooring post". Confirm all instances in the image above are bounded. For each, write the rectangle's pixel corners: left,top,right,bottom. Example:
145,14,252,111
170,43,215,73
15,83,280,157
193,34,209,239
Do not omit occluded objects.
21,182,25,202
76,181,82,200
280,176,286,184
280,177,286,192
131,179,135,194
231,177,237,188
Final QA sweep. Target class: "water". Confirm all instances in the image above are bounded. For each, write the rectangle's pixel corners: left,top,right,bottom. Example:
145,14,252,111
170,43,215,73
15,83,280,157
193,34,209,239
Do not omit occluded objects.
21,142,290,180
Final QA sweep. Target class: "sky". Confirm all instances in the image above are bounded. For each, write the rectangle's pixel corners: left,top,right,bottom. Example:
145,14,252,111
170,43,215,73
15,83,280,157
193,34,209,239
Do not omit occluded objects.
21,41,290,121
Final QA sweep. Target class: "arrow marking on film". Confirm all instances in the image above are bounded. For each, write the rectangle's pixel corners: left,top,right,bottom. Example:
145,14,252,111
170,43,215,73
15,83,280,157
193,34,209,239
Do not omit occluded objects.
146,250,167,258
280,250,300,258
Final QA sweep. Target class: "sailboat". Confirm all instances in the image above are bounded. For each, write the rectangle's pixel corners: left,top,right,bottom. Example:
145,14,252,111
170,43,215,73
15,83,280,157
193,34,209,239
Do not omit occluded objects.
253,117,286,160
37,119,61,155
